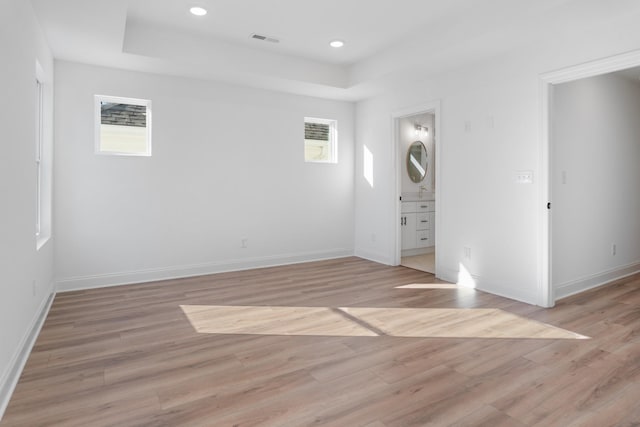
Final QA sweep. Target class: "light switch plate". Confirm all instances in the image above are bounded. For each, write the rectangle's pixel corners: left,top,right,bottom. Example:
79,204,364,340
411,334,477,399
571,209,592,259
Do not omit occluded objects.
516,170,533,184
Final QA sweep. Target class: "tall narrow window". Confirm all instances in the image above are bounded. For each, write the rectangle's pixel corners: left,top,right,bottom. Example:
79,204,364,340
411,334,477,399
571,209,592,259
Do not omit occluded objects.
35,79,44,237
95,95,152,156
304,117,337,163
35,60,51,249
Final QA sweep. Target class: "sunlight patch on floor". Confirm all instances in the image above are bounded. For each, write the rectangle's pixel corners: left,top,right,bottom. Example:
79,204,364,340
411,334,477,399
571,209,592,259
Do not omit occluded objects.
180,305,589,340
341,307,589,339
180,305,377,337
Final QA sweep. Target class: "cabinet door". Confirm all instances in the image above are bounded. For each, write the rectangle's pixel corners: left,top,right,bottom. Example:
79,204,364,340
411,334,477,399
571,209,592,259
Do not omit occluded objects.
401,213,417,250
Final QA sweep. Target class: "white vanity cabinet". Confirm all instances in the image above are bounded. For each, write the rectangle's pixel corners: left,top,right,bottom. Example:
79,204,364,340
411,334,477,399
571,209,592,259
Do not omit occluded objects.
401,201,435,251
401,204,417,250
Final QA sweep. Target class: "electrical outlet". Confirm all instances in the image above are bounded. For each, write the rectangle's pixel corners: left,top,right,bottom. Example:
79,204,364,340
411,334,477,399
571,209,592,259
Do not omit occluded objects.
241,238,248,249
463,246,471,259
371,233,376,243
464,121,472,132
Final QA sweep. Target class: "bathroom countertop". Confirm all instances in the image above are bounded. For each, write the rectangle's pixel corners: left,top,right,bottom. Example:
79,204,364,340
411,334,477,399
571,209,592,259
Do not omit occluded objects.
401,192,435,202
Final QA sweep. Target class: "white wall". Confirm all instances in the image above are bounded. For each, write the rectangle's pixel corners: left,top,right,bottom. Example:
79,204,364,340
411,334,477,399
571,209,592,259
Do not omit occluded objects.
552,72,640,298
54,62,355,289
354,9,640,305
0,0,55,417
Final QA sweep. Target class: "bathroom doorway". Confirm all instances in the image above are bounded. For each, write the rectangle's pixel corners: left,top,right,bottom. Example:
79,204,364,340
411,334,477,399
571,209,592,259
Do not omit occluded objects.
392,101,441,275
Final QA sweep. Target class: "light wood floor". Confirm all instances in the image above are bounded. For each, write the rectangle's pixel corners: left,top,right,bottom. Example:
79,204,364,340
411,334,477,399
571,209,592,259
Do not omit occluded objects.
401,253,436,274
3,257,640,426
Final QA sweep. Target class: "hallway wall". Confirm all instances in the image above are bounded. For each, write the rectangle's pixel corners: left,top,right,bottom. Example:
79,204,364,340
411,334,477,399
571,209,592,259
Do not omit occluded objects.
552,71,640,298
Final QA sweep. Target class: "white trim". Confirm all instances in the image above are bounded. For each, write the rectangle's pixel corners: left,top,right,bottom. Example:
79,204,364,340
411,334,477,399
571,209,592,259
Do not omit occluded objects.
56,249,353,292
355,247,394,266
36,235,51,251
304,117,338,164
555,261,640,301
391,101,442,275
0,291,55,421
475,279,538,305
35,61,53,250
437,267,459,286
35,78,44,240
540,48,640,308
540,50,640,84
438,267,538,305
538,78,553,308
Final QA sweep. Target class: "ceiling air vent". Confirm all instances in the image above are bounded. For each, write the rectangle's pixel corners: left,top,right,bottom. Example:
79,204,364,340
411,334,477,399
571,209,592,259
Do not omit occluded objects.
250,33,280,43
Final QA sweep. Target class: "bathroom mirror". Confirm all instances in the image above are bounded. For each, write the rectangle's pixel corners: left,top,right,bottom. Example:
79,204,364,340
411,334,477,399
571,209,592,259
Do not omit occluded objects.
407,141,428,183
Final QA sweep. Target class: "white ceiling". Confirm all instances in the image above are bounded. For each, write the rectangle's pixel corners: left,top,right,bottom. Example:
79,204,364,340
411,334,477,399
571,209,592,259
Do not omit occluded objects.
29,0,640,100
125,0,469,66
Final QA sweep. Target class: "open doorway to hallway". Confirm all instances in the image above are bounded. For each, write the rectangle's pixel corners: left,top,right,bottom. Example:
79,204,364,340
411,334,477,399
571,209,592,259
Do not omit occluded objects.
550,65,640,299
540,49,640,307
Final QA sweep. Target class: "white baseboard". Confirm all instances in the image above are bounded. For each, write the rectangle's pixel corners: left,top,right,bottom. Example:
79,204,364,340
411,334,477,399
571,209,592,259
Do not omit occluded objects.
554,261,640,300
56,249,353,292
438,266,538,305
474,279,538,306
437,266,459,285
354,247,393,266
0,290,55,421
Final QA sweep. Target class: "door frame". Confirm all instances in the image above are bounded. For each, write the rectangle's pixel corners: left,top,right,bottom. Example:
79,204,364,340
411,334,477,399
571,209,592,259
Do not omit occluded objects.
539,49,640,307
391,100,442,272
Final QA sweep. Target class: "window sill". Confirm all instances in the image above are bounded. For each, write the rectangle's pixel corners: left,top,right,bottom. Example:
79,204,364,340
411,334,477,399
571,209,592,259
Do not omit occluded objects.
304,160,338,164
36,234,51,251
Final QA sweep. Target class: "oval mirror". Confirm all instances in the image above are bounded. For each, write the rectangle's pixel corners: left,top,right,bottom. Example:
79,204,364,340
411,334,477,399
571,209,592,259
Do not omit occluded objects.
407,141,428,183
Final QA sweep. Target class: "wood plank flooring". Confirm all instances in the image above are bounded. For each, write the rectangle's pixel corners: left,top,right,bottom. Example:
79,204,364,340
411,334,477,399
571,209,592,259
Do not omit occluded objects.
2,257,640,426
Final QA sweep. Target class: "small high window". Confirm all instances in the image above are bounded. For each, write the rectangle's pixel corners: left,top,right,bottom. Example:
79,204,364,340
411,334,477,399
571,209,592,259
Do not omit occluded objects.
304,117,337,163
95,95,152,156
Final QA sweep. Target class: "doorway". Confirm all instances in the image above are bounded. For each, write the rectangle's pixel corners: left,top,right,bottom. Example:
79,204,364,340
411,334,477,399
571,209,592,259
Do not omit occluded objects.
392,101,441,275
540,50,640,307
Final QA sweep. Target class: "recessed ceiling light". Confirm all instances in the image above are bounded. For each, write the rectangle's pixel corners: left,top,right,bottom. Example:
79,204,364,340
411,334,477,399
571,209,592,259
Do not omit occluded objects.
190,6,207,16
330,40,344,48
